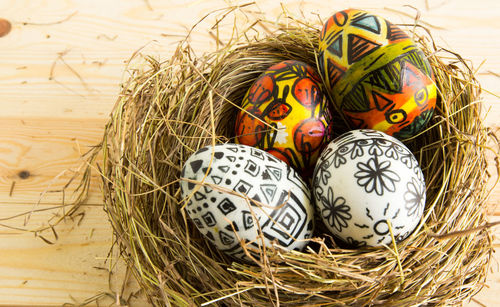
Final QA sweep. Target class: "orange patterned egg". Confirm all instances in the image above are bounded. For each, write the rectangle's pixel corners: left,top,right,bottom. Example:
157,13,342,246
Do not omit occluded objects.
318,9,437,138
235,60,333,177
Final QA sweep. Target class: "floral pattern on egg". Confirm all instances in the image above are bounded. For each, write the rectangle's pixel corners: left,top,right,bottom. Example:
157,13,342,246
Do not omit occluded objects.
313,129,426,247
180,143,314,262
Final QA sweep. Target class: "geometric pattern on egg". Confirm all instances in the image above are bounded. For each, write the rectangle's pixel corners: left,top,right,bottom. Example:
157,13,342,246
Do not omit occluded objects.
312,129,425,247
318,9,437,138
180,143,314,262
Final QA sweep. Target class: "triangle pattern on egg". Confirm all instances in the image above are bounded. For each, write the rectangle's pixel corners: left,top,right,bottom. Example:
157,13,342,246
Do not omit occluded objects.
386,21,409,41
205,230,215,241
218,165,230,173
372,90,393,111
225,223,239,232
194,191,206,201
204,186,212,194
210,175,222,185
190,160,203,173
251,193,262,204
242,210,254,230
327,35,343,58
265,165,282,181
260,184,277,203
261,170,271,180
347,34,381,65
326,58,346,87
219,230,235,246
351,14,381,34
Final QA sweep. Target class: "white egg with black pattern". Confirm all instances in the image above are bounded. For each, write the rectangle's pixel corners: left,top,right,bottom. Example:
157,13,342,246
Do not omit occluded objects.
312,129,425,247
180,143,314,262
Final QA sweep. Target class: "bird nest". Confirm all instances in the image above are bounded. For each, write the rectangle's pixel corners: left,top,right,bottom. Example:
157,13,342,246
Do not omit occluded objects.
87,7,498,307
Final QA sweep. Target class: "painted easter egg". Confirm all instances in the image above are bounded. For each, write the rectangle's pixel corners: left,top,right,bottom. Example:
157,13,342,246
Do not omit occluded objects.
235,60,333,177
318,9,437,138
312,129,425,247
180,143,314,262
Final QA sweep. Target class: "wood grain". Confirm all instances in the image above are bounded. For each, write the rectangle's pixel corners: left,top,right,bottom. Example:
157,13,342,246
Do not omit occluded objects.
0,205,147,306
0,0,498,306
0,118,104,205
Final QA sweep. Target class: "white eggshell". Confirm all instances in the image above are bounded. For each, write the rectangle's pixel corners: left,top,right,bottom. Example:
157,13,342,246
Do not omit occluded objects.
312,129,425,247
180,143,314,261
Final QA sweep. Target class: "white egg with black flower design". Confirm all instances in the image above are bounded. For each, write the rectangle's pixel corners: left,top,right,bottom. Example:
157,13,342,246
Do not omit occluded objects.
180,143,314,262
312,129,426,247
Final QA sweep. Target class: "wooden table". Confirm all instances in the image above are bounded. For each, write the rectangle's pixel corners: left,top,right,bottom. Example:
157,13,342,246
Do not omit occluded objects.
0,1,498,306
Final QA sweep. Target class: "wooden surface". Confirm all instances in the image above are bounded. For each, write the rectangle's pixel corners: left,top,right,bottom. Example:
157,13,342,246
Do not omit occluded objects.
0,0,498,306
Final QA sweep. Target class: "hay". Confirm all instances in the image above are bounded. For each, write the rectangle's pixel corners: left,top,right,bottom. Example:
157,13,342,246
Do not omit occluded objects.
88,6,499,307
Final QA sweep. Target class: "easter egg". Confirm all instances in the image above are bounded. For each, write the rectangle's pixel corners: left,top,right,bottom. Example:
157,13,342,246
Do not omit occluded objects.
318,9,437,138
312,129,425,247
235,60,333,176
180,143,314,262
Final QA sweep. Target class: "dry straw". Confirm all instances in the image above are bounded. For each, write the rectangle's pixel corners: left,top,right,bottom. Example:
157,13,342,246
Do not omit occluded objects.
84,5,499,306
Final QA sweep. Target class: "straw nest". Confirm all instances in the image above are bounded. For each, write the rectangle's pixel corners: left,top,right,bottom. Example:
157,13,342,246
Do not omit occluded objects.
91,7,499,307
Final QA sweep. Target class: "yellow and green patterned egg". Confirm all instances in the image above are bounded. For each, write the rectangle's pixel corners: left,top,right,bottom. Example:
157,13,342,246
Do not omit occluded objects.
318,9,437,138
235,60,333,177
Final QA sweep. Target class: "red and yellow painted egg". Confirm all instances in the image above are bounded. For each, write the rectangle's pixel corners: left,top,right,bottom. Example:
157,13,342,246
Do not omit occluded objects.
318,9,437,138
235,60,333,176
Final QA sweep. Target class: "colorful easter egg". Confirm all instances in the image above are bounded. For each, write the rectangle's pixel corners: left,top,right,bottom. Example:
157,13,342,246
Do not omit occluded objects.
180,143,315,262
312,129,426,247
235,60,333,176
318,9,437,138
